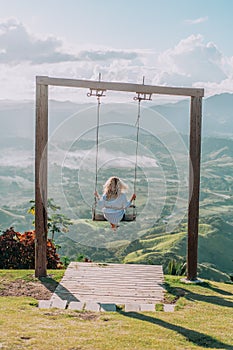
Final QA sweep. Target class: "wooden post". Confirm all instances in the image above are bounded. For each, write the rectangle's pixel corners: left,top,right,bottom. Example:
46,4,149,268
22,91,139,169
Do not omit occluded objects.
35,79,48,277
187,96,202,281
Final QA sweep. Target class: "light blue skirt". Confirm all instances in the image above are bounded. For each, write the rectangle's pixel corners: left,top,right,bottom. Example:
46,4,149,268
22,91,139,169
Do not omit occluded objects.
103,209,125,225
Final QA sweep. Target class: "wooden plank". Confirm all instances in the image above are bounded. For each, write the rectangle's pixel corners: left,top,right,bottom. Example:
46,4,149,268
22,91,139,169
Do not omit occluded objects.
68,262,163,270
59,281,163,285
35,83,48,277
52,292,163,301
61,282,163,286
36,76,204,97
55,291,163,298
51,262,165,304
187,96,202,281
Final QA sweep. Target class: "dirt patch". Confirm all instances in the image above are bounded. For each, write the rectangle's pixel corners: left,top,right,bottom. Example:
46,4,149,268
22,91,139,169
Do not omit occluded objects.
0,278,57,300
43,310,99,320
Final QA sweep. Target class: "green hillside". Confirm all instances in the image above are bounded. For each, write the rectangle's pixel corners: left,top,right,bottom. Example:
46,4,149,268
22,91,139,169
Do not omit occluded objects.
119,217,232,281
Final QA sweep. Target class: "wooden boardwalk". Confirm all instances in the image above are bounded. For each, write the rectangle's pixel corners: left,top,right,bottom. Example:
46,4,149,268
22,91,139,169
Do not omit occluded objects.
51,262,164,305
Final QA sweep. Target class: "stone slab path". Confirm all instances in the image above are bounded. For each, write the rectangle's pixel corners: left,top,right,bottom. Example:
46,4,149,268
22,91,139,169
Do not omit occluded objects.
40,262,165,311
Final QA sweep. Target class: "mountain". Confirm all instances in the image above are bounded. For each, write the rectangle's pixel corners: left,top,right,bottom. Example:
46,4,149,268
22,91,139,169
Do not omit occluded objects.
152,93,233,136
0,93,233,140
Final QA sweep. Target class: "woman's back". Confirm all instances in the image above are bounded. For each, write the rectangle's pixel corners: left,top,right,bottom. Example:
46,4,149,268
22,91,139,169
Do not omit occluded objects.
103,193,129,210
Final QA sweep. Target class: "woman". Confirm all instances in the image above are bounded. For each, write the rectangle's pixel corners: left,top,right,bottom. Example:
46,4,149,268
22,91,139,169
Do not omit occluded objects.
94,176,136,231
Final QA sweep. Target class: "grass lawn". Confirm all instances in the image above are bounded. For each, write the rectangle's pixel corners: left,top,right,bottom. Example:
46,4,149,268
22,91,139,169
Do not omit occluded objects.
0,271,232,350
0,269,64,283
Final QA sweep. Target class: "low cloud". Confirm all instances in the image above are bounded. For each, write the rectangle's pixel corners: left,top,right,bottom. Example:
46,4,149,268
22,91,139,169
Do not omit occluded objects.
62,148,158,170
185,16,208,25
0,149,33,168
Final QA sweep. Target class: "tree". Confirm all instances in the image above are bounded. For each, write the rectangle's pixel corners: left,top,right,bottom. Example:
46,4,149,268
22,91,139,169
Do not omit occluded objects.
28,198,73,241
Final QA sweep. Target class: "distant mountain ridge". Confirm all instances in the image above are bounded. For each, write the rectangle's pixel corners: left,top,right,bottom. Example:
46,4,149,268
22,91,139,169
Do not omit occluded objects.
0,93,232,140
152,92,233,136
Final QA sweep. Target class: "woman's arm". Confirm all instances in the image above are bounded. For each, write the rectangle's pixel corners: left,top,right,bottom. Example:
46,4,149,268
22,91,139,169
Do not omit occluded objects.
121,193,136,209
94,191,100,200
94,192,106,209
130,194,136,202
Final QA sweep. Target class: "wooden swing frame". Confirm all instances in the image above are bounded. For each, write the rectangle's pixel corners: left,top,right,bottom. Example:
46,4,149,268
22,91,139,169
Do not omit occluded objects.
35,75,204,281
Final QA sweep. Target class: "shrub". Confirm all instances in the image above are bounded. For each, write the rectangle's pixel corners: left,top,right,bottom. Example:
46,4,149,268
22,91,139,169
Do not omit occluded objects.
167,259,186,276
0,227,63,269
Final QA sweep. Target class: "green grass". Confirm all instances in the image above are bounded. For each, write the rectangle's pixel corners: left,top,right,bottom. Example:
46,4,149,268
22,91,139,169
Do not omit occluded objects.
0,272,233,349
0,269,64,283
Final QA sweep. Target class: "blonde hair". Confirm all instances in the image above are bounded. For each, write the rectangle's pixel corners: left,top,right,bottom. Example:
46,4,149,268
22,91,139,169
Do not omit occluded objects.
103,176,128,200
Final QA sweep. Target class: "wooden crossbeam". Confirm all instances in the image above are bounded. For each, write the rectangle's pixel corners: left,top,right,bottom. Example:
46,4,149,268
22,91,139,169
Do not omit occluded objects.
36,76,204,98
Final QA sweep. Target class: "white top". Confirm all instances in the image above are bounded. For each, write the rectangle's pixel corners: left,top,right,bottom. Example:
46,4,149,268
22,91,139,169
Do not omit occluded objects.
97,193,131,213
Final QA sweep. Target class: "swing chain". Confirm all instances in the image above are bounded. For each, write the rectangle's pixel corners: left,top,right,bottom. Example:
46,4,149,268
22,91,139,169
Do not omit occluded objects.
133,98,141,201
93,95,101,208
87,79,106,215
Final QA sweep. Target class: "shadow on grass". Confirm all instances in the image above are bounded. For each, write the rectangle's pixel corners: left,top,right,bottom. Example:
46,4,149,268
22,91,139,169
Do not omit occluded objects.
119,311,232,349
39,276,59,293
200,281,233,296
164,281,233,308
186,291,233,308
39,276,80,302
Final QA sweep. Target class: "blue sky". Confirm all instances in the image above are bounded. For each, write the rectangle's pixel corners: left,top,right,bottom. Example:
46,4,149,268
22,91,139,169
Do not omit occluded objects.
0,0,232,101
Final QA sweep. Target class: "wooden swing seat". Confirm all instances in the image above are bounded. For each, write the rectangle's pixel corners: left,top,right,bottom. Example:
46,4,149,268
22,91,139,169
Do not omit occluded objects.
92,205,136,222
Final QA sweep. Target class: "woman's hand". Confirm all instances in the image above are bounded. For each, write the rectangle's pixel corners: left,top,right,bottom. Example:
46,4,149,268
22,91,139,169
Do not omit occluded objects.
94,191,99,199
130,193,136,201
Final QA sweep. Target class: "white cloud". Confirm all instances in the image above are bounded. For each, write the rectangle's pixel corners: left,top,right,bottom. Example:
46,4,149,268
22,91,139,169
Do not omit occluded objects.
0,19,233,101
0,18,138,64
0,18,78,64
185,16,208,25
155,34,229,85
77,50,138,62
